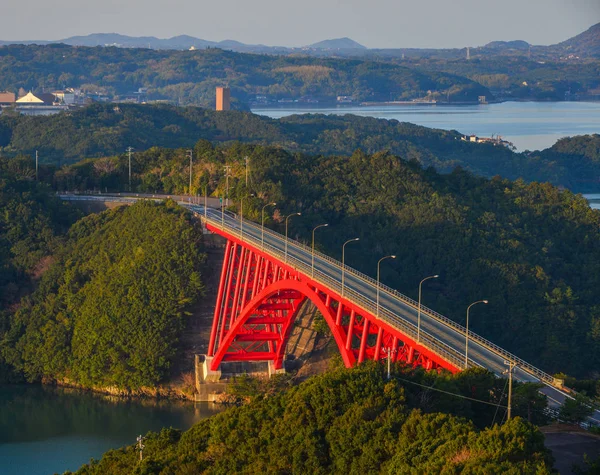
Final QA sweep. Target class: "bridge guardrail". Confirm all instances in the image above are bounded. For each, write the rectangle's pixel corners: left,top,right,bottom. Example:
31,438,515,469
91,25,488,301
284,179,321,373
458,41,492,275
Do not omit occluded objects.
197,206,558,387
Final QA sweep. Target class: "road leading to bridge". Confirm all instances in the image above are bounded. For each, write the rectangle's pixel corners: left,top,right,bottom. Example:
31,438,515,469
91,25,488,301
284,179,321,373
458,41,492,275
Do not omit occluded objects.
59,194,599,424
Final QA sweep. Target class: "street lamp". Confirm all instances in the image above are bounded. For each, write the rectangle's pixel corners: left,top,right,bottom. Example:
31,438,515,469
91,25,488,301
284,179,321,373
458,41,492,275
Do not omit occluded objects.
261,202,276,250
240,194,255,240
284,212,301,262
376,255,396,317
417,274,439,344
341,238,359,297
465,299,488,369
311,223,329,278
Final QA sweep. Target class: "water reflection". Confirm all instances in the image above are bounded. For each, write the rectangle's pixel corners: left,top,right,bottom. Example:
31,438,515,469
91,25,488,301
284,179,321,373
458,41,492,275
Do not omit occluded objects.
0,384,221,475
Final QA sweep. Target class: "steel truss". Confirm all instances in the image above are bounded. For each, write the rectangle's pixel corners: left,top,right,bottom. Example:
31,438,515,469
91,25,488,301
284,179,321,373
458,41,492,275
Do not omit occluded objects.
207,227,459,374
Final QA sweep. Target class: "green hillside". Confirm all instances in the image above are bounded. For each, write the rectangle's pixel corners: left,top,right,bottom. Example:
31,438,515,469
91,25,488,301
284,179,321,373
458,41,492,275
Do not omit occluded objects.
24,142,600,378
68,364,553,474
0,44,490,106
3,103,600,191
1,200,206,389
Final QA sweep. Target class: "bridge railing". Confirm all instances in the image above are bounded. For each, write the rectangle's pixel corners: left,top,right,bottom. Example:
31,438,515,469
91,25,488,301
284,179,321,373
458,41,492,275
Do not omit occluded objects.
197,206,558,387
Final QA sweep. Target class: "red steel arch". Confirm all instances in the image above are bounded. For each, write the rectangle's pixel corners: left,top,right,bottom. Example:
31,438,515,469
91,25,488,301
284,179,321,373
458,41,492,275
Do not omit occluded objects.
206,224,459,374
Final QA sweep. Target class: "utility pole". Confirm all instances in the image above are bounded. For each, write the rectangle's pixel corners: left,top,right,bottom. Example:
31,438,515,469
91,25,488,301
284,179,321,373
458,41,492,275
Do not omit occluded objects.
136,435,145,461
35,150,38,181
126,147,134,192
187,149,193,195
223,165,232,206
504,361,517,421
244,156,249,187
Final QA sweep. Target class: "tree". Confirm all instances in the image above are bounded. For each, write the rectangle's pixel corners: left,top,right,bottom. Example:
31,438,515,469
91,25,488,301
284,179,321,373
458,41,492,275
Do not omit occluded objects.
559,394,596,424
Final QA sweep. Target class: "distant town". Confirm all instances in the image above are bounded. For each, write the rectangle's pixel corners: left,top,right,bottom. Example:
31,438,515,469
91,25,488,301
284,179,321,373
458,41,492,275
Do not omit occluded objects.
0,86,483,117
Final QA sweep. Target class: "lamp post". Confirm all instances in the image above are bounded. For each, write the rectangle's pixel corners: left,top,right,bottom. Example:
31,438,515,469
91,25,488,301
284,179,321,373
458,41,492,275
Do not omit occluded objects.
311,224,329,278
261,202,276,250
284,212,301,262
240,194,254,240
417,274,439,344
465,300,488,369
376,255,396,317
341,238,359,297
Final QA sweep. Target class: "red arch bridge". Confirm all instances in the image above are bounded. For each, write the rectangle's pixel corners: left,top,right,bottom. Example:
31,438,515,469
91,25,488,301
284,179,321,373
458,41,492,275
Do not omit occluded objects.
58,194,597,420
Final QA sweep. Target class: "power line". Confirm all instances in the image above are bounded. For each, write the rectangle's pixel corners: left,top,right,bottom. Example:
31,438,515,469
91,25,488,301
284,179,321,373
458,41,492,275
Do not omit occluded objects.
126,146,134,192
393,374,508,409
492,377,510,425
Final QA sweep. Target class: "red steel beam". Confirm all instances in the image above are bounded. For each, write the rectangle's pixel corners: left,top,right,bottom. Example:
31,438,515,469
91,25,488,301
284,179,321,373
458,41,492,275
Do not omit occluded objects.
204,226,459,374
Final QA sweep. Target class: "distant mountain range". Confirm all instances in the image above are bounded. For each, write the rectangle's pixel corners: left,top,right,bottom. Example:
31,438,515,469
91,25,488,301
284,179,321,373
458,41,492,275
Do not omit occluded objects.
0,23,598,59
308,37,366,50
0,33,366,53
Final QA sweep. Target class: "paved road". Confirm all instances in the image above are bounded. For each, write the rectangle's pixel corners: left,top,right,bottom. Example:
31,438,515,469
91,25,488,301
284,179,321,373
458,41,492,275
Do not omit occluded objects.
59,194,600,424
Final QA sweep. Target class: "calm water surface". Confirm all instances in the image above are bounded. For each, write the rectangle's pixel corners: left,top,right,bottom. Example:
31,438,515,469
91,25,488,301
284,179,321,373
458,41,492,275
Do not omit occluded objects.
584,194,600,210
0,385,221,475
252,101,600,152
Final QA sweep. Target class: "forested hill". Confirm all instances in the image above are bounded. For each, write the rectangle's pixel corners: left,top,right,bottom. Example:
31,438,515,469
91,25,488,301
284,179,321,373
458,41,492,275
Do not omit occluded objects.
0,157,80,308
68,364,554,474
0,198,206,389
3,103,600,191
0,44,489,106
32,143,600,378
215,147,600,379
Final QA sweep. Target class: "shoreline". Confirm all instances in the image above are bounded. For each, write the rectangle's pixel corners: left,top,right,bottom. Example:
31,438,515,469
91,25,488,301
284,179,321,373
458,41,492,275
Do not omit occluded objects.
14,377,205,402
250,98,600,110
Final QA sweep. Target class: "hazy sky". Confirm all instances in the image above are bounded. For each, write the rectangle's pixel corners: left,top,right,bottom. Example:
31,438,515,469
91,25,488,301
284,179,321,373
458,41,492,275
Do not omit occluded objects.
2,0,600,48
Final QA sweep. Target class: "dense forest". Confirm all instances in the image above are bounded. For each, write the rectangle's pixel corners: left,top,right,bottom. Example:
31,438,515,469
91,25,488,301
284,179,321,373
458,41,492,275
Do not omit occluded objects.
0,195,207,389
0,44,490,105
3,138,600,383
227,147,600,379
0,157,81,380
1,39,599,105
3,103,600,192
0,157,79,308
68,364,554,474
35,141,600,379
